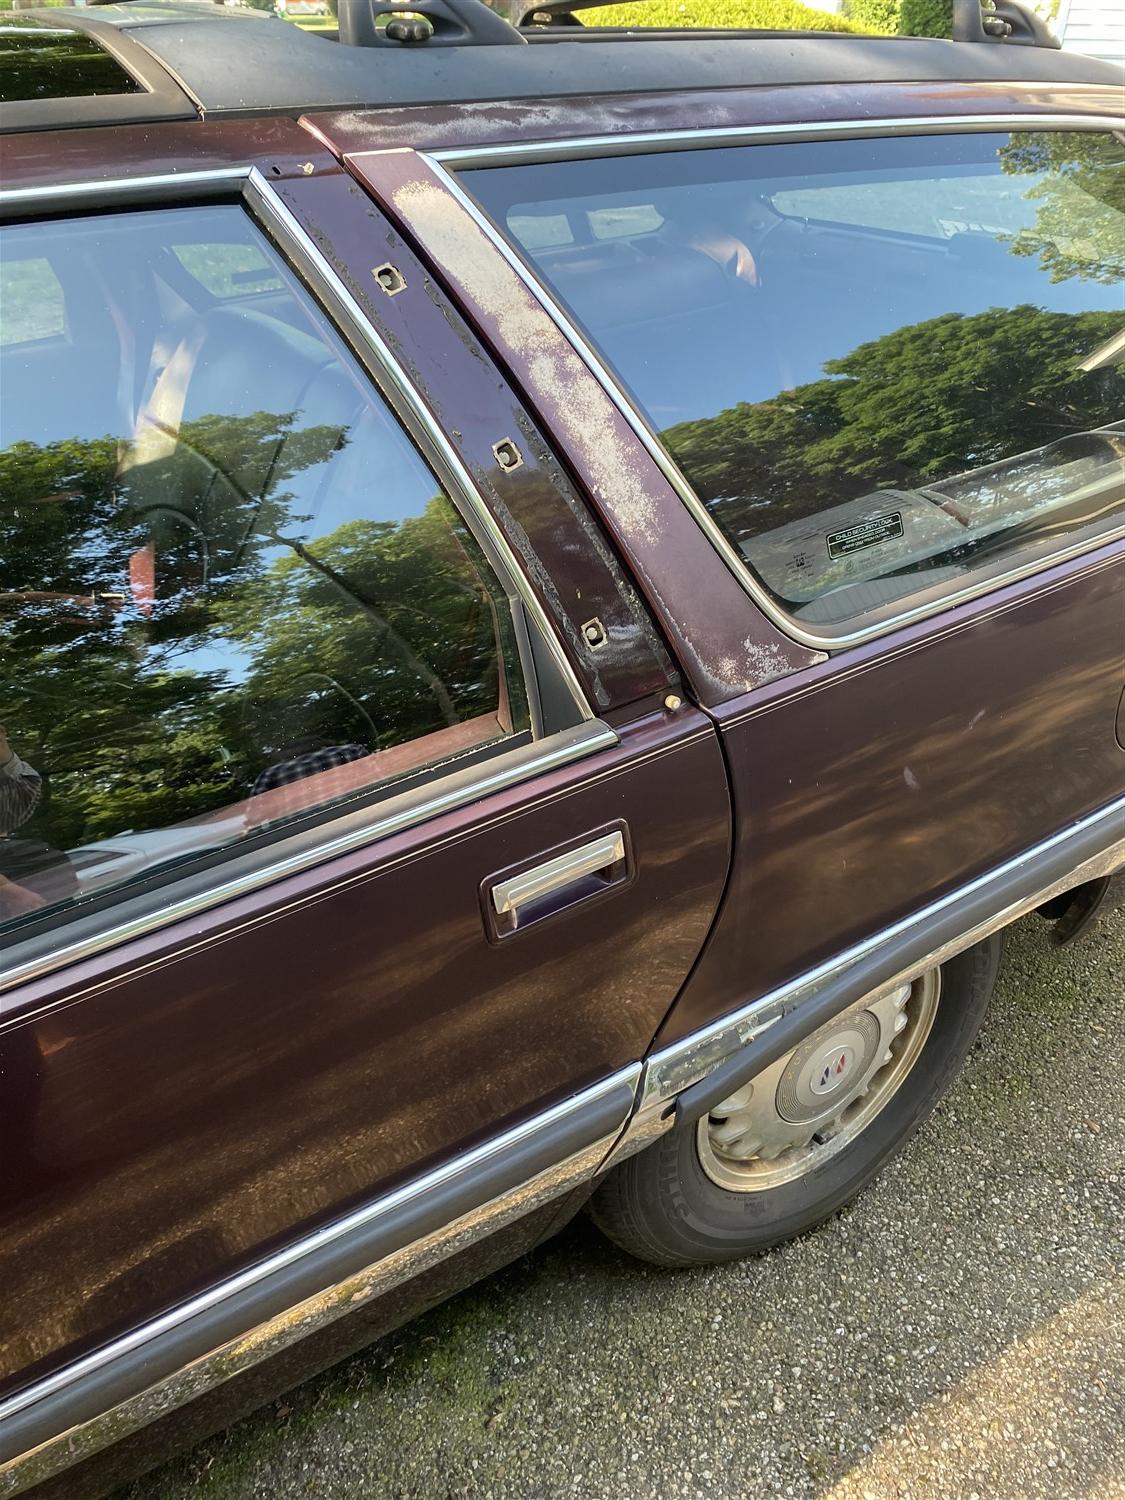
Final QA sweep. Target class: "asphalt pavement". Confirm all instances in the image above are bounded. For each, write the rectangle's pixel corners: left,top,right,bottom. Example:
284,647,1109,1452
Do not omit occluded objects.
122,908,1125,1500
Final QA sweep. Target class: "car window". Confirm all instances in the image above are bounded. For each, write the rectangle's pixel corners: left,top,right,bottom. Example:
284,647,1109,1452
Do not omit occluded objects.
0,17,142,103
466,131,1125,634
0,205,531,938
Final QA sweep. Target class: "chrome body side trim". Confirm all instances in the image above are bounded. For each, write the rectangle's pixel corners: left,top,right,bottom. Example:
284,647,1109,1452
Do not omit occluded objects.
1,1131,618,1497
0,169,606,998
0,1065,640,1493
609,796,1125,1163
3,802,1122,1490
430,113,1125,656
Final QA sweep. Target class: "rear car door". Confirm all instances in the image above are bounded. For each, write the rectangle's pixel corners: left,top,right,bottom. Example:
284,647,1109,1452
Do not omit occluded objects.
392,104,1125,1040
0,156,732,1441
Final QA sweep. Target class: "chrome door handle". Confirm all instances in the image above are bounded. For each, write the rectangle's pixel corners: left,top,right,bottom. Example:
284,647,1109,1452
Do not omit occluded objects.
490,830,627,927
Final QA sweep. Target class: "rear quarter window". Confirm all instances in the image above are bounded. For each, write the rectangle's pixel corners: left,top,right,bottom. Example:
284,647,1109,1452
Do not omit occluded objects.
465,130,1125,637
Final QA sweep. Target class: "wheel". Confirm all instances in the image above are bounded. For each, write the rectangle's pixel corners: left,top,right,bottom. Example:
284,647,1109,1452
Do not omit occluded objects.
588,935,1003,1267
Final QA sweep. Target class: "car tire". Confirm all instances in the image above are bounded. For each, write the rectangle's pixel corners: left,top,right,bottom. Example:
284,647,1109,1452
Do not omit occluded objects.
588,934,1004,1267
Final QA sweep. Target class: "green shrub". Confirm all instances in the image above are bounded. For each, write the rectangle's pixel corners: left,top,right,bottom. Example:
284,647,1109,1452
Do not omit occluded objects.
586,0,862,32
842,0,956,34
843,0,899,30
897,0,951,32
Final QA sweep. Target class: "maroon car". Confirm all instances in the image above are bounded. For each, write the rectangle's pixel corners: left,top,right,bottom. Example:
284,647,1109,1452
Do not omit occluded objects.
1,1,1122,1492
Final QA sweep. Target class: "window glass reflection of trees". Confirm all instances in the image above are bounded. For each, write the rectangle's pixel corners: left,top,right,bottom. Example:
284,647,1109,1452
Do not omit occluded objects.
661,133,1124,607
665,304,1122,544
0,404,524,923
474,131,1124,621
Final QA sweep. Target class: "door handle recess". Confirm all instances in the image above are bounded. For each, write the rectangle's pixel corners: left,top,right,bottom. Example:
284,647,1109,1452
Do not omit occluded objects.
487,828,628,937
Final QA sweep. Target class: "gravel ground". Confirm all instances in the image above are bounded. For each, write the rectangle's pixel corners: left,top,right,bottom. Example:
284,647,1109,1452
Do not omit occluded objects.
121,909,1125,1500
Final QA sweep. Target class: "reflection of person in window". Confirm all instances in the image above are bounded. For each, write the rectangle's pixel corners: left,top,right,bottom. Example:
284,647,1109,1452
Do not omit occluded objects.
0,724,66,921
0,724,42,836
246,737,369,831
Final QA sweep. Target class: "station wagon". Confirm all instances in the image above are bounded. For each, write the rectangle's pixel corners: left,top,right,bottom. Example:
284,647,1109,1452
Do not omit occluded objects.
0,1,1122,1492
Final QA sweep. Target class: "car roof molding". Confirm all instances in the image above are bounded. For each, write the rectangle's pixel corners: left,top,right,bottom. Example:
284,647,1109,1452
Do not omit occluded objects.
2,3,1117,131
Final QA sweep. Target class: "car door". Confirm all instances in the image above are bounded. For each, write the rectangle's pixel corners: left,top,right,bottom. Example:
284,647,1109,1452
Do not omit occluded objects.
0,155,733,1437
346,99,1125,1048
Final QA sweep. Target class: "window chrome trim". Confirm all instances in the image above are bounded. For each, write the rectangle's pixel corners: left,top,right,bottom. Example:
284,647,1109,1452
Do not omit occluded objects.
0,1064,640,1464
430,113,1125,654
0,166,251,211
431,112,1125,168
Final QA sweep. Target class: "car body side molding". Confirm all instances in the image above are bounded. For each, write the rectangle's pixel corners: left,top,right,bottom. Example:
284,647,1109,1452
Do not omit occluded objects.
2,797,1122,1493
620,795,1125,1154
0,1069,639,1488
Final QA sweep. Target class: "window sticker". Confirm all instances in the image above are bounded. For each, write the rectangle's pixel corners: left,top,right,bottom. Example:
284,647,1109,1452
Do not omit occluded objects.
826,513,905,559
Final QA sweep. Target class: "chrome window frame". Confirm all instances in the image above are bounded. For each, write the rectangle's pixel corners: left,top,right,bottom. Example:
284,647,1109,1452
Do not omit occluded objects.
434,113,1125,653
0,167,611,997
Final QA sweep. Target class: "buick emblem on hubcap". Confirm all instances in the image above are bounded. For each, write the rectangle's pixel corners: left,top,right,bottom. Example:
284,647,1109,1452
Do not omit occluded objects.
812,1043,856,1094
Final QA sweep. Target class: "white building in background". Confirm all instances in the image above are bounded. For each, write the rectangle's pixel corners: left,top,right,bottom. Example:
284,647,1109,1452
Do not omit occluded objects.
1055,0,1125,59
803,0,1125,50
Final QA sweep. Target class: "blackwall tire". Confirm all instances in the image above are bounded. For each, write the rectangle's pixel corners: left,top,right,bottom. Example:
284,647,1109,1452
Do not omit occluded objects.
588,934,1004,1267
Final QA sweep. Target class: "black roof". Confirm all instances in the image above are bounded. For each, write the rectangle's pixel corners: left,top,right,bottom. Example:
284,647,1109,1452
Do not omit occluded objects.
1,1,1121,132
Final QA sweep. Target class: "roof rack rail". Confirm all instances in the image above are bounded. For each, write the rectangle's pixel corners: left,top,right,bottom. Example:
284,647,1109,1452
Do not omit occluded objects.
84,0,524,43
72,0,1063,48
512,0,1060,46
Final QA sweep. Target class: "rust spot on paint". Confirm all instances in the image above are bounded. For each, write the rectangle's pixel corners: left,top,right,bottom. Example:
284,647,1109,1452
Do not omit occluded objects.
391,179,665,550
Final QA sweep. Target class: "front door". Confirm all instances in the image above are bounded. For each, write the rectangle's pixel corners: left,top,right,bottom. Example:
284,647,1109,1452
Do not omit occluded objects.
0,165,731,1401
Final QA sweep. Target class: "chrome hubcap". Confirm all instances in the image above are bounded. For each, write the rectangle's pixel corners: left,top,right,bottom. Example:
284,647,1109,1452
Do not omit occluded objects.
696,969,942,1192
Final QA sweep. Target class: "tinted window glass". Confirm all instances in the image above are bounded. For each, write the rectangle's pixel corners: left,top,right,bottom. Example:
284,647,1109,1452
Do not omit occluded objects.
467,132,1125,631
0,207,530,936
0,19,142,102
